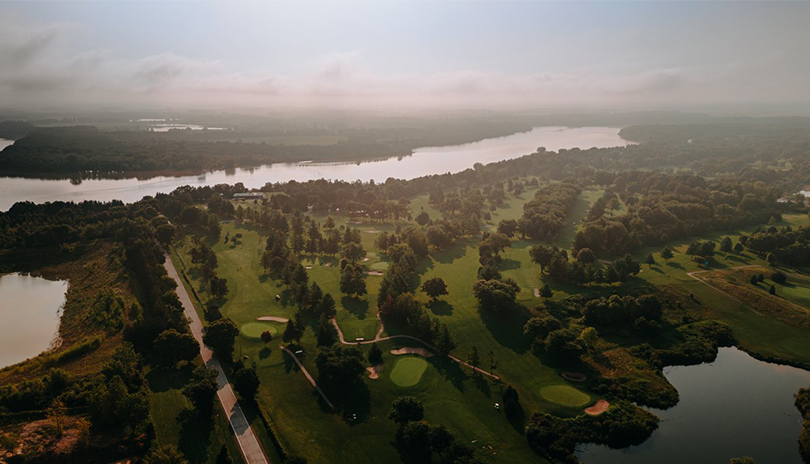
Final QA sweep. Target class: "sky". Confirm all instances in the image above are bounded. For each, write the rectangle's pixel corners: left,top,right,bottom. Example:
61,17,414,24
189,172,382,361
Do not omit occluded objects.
1,1,809,112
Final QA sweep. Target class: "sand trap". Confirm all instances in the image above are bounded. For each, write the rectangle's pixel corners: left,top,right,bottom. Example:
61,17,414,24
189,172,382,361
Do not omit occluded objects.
364,230,379,234
366,364,383,379
390,347,434,358
585,399,610,415
257,316,289,323
561,371,587,382
366,270,384,276
323,262,333,267
362,257,370,261
533,288,540,298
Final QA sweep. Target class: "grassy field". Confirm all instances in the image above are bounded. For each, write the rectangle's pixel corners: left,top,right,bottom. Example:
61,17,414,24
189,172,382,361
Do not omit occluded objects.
170,182,810,464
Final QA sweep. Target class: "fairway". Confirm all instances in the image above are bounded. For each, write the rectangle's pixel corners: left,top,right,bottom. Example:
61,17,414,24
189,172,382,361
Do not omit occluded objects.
540,385,591,407
240,322,279,339
389,357,429,387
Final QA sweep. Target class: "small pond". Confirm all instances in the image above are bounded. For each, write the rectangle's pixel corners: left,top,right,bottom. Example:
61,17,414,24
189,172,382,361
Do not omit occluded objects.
0,273,68,368
577,347,810,464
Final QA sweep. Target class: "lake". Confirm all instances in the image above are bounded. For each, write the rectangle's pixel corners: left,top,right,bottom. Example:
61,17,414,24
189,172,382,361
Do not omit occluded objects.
0,273,68,369
0,126,629,211
577,347,810,464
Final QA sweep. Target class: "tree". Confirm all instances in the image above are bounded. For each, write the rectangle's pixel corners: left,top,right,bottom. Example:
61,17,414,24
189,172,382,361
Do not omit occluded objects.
282,319,302,345
529,244,555,272
720,236,733,253
154,329,198,368
730,458,757,464
472,278,520,312
260,250,273,273
523,315,561,340
209,276,229,299
415,211,430,226
233,364,260,400
389,396,424,426
428,424,455,461
661,246,674,261
319,293,337,318
751,273,761,285
421,277,449,301
283,457,308,464
47,398,67,436
539,284,553,298
579,327,598,351
575,248,595,264
260,330,273,347
368,343,383,364
144,444,189,464
734,242,744,253
314,345,365,387
771,271,787,284
203,318,239,359
342,242,366,263
468,346,480,370
182,366,219,416
645,254,656,266
769,284,776,295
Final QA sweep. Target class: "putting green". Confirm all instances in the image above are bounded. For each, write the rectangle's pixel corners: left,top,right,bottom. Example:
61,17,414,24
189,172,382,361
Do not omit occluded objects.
240,322,278,339
540,385,591,407
389,357,428,387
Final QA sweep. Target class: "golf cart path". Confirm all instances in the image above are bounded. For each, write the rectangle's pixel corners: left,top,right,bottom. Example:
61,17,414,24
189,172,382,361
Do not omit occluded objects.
279,345,335,409
164,254,270,464
329,314,500,380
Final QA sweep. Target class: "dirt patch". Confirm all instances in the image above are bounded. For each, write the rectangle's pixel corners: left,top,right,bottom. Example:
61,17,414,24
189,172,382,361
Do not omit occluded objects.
390,347,434,358
585,399,610,415
366,364,383,379
256,316,289,323
561,371,587,382
366,270,384,276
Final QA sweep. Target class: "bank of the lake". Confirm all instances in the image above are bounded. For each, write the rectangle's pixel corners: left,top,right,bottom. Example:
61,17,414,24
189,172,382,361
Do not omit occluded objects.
0,126,630,210
0,273,67,368
577,347,810,464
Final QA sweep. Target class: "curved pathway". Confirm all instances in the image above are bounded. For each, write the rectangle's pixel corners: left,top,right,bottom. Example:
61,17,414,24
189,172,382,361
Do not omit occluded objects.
279,345,335,410
330,314,500,380
164,254,270,464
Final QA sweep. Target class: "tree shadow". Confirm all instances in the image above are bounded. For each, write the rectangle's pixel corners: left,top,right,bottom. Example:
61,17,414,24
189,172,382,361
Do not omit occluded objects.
259,347,272,359
177,409,214,463
430,356,467,392
431,239,473,264
342,296,369,320
425,300,453,316
500,259,521,271
478,304,532,354
650,266,665,274
666,262,684,270
146,364,192,393
473,373,492,397
505,404,526,435
323,381,372,423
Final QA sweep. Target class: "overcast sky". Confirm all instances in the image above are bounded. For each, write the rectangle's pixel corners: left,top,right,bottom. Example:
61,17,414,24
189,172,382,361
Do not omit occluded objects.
1,1,809,112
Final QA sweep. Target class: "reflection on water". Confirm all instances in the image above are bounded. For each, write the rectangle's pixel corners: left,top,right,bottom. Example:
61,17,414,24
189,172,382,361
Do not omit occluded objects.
0,126,629,211
577,347,810,464
0,273,67,368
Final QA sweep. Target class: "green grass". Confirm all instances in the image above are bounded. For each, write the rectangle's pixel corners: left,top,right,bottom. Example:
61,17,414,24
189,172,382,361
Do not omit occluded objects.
241,322,280,339
539,385,591,407
389,357,429,387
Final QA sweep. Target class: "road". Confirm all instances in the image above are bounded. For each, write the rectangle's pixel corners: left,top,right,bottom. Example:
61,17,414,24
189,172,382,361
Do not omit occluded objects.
164,254,270,464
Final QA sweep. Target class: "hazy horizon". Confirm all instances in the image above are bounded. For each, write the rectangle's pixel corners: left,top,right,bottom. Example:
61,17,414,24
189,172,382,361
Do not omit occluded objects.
2,1,810,114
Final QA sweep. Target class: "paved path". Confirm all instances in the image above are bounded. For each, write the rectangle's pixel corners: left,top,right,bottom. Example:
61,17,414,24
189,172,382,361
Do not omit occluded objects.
279,346,335,409
164,254,270,464
330,315,500,380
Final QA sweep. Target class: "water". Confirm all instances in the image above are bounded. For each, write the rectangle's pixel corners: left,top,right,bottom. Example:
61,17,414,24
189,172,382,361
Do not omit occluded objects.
0,126,629,211
0,273,67,368
577,347,810,464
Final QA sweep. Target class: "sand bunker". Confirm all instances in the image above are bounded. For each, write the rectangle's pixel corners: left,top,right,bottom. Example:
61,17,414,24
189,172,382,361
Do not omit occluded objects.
323,262,333,267
363,230,379,234
561,371,587,382
257,316,289,323
366,270,384,276
390,347,434,358
585,399,610,415
366,364,383,379
533,288,541,298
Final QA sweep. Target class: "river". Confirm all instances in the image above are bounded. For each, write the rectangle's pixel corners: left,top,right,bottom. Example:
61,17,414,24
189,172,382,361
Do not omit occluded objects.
0,273,68,369
577,347,810,464
0,126,629,211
